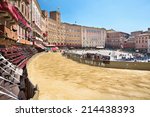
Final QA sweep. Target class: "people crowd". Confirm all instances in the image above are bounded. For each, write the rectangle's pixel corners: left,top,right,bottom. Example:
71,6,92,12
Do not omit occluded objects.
62,49,150,62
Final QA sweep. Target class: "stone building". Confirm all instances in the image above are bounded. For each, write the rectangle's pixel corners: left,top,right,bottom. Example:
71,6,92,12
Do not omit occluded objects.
106,30,129,49
47,11,66,46
81,26,106,48
0,0,32,46
41,10,48,42
47,11,106,48
123,36,135,50
131,31,143,37
135,33,150,53
31,0,42,40
63,23,82,47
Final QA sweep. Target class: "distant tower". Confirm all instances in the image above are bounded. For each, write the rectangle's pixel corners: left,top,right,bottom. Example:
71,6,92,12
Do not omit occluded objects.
50,10,61,23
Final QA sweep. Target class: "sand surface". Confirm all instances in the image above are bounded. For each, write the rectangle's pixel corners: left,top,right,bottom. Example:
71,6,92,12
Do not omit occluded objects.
27,52,150,100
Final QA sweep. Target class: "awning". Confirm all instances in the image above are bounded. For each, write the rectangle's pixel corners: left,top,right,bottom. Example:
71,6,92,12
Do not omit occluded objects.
51,47,59,51
0,2,31,30
12,6,31,30
0,2,18,21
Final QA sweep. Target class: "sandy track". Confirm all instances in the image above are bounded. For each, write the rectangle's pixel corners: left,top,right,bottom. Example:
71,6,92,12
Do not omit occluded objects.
27,52,150,100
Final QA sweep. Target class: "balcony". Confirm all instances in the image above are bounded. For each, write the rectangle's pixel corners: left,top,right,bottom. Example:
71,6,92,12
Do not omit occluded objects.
0,1,17,24
17,38,33,45
0,1,31,30
0,25,17,41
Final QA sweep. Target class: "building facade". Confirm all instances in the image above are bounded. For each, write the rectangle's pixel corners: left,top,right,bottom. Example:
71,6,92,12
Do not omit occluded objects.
135,33,150,53
47,11,66,46
15,0,32,45
106,30,129,49
81,26,106,48
2,0,150,53
31,0,42,40
63,23,82,47
131,31,143,37
123,36,135,50
47,11,106,48
41,10,48,42
0,0,32,46
31,0,47,49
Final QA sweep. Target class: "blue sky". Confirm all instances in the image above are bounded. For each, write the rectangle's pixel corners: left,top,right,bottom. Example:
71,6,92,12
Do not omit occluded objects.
38,0,150,33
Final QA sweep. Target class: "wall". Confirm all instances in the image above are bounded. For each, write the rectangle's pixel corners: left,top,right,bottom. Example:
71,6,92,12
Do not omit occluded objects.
63,23,81,47
135,34,150,52
65,53,150,71
106,31,129,49
82,26,106,48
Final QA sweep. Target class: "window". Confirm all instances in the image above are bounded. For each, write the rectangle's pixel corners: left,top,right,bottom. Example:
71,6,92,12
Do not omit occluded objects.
22,4,24,13
18,1,20,8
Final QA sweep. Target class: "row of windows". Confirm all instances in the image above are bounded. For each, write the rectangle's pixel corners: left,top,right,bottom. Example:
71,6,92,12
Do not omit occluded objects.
83,38,103,40
66,34,80,37
17,1,30,20
138,36,150,40
83,37,105,41
49,33,80,38
66,29,80,32
83,42,104,44
107,39,120,42
83,30,105,33
136,40,147,43
65,40,80,42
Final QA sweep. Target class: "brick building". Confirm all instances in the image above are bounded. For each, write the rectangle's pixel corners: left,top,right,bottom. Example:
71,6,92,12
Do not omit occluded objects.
131,31,143,37
123,36,135,50
135,33,150,53
106,30,129,49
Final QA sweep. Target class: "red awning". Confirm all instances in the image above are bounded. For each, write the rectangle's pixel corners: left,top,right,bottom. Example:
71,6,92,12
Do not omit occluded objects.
12,6,31,30
0,2,18,21
51,47,59,51
0,2,31,30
